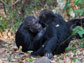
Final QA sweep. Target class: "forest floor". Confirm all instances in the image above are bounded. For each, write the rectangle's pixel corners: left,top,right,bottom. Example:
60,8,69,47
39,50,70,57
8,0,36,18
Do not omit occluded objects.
0,32,84,63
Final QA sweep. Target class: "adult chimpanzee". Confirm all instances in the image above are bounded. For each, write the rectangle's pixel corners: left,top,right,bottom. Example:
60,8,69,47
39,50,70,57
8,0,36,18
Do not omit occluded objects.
67,18,84,38
15,16,46,52
31,9,72,59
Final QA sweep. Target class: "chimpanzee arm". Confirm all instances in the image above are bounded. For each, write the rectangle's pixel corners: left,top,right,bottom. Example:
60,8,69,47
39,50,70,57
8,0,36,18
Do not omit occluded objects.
33,27,46,42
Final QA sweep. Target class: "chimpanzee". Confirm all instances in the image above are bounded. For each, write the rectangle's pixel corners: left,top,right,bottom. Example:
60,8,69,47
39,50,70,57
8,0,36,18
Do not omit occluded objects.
31,9,72,59
15,16,46,52
67,18,84,30
67,18,84,38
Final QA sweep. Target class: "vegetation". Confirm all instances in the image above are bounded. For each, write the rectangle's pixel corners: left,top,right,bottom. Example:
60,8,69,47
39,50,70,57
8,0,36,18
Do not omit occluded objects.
0,0,84,32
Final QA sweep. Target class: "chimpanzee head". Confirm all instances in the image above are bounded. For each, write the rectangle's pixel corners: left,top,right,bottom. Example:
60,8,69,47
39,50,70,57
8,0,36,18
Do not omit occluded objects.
39,9,55,27
24,16,42,33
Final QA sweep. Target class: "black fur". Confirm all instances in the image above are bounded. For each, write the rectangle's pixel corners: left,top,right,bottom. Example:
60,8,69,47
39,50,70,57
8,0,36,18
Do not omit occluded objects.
67,18,84,38
31,9,72,59
15,16,44,52
15,9,84,59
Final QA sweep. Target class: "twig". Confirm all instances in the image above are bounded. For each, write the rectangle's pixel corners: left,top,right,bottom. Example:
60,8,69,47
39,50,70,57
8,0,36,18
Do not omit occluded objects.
0,0,9,8
32,11,37,18
0,0,21,8
10,0,21,7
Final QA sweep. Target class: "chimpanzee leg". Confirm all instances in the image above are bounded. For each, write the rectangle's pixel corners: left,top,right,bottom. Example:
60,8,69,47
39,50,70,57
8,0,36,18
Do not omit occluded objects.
44,37,58,59
31,46,44,56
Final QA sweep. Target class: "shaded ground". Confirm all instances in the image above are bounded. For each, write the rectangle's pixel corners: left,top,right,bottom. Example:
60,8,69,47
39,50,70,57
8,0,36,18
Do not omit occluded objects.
0,36,84,63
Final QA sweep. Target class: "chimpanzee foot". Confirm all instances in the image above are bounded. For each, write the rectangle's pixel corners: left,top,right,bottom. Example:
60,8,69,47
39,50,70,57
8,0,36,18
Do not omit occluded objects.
44,52,53,59
31,51,41,57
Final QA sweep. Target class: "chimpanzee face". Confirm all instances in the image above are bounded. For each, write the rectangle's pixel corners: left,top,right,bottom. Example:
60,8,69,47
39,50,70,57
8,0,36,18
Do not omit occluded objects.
24,16,42,32
30,19,42,32
39,9,55,27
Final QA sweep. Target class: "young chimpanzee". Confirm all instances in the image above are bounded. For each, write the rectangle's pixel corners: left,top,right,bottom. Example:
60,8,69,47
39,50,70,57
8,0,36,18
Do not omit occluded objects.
31,9,72,59
15,16,46,52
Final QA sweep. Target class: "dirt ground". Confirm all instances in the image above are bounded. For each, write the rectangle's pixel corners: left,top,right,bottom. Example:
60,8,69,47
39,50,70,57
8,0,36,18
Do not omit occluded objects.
0,37,84,63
